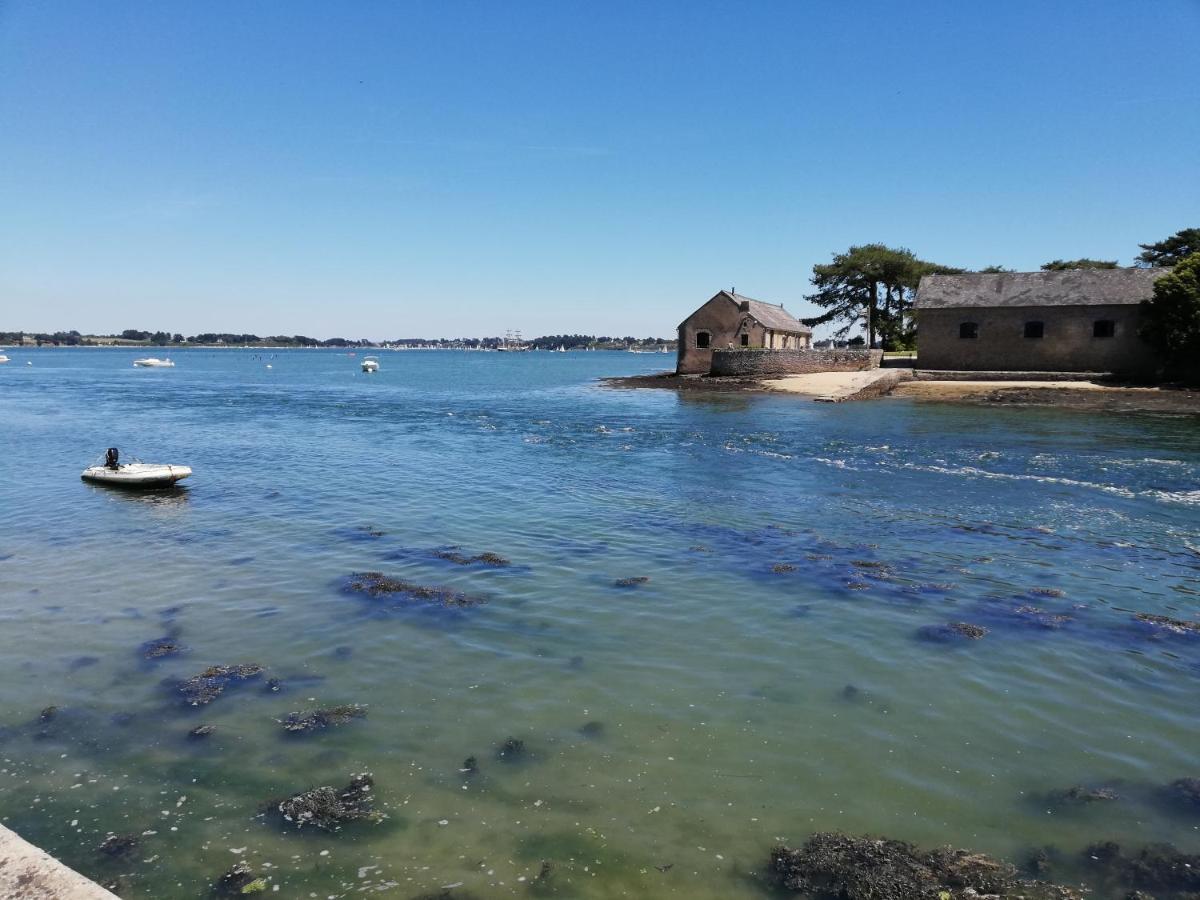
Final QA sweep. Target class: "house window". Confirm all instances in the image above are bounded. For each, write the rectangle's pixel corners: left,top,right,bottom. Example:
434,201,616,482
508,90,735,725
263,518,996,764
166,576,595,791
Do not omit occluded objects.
695,331,710,349
1093,319,1116,338
740,333,749,347
959,322,978,339
1024,321,1044,339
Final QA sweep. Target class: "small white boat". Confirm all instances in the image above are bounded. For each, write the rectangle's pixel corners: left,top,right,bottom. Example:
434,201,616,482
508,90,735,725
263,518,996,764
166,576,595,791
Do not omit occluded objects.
361,356,380,372
133,357,175,368
81,449,191,487
0,354,10,363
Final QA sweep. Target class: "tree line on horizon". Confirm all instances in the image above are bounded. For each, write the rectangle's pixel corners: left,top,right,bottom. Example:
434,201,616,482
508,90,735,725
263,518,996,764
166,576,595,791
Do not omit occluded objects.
803,227,1199,354
0,329,675,349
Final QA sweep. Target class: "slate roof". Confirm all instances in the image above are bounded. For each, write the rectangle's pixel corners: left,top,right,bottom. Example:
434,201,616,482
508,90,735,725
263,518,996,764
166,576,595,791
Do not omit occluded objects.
916,268,1166,310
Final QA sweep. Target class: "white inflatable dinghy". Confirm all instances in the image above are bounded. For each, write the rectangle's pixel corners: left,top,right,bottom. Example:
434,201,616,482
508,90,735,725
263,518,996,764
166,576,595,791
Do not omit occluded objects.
82,462,192,486
81,448,191,487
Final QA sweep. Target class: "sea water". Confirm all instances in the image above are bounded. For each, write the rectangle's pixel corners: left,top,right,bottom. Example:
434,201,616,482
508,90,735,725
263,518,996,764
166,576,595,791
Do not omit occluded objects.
0,347,1197,898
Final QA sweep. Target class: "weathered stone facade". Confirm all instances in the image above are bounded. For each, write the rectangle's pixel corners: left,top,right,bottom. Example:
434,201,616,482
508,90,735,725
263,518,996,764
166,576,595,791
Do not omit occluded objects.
677,290,812,375
710,348,882,377
916,305,1153,373
915,269,1163,375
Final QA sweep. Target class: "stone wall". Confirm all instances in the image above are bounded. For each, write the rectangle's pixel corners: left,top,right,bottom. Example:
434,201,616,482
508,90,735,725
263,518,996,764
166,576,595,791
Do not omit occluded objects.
916,305,1154,374
709,348,882,377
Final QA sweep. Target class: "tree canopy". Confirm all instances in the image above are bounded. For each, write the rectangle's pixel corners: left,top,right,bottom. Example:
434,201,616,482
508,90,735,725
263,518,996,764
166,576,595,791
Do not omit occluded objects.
1139,252,1200,384
803,244,961,349
1136,228,1200,268
1040,259,1119,271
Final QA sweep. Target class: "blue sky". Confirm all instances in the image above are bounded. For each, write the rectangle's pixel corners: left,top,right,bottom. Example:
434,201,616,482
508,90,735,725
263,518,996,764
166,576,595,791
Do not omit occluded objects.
1,1,1197,340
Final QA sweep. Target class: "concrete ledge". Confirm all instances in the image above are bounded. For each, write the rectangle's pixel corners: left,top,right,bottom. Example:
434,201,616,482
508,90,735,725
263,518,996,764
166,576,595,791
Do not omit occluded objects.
913,369,1112,382
0,824,118,899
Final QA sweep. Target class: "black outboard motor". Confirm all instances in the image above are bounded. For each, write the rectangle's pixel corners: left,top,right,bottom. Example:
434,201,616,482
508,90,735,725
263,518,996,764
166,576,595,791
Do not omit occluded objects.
105,448,120,470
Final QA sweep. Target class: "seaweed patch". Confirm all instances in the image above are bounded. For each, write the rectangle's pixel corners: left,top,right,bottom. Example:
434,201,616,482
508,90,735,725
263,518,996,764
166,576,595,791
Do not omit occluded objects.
917,622,988,642
431,547,512,567
614,576,650,588
279,705,367,734
179,664,265,706
274,772,380,831
344,572,486,608
770,832,1083,899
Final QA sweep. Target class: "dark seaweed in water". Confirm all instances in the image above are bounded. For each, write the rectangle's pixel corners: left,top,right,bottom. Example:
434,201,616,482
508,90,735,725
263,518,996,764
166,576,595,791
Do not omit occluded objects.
432,547,511,567
97,833,140,858
1082,841,1200,893
770,833,1083,899
214,860,267,896
1134,613,1200,636
188,724,215,739
179,664,264,706
280,705,367,734
579,721,605,738
1047,785,1120,806
917,622,988,642
1165,777,1200,808
275,773,379,831
344,572,485,608
771,563,797,574
614,576,650,588
497,737,525,760
142,636,185,659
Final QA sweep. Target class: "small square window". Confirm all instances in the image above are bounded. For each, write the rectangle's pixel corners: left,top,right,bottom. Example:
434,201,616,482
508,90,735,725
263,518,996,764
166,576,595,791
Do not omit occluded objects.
1024,321,1044,339
695,332,710,349
1093,320,1115,338
740,334,749,346
959,322,978,340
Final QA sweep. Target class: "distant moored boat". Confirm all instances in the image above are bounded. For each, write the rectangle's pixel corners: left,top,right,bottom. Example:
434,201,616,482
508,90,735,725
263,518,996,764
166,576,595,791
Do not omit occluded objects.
133,357,174,367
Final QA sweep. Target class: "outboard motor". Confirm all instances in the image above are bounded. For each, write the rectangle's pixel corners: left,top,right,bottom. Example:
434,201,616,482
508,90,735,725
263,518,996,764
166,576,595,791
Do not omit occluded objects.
105,447,120,470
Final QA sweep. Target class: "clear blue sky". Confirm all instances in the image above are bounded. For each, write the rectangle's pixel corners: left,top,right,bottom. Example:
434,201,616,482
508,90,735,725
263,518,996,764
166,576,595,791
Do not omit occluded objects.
1,1,1197,340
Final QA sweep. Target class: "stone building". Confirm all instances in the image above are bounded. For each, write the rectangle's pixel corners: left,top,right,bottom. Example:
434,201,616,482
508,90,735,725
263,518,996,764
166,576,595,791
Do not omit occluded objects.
676,290,812,375
915,268,1164,374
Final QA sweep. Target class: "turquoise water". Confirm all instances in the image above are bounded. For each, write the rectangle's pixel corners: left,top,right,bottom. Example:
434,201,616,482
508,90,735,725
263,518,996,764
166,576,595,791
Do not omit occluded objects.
0,347,1198,898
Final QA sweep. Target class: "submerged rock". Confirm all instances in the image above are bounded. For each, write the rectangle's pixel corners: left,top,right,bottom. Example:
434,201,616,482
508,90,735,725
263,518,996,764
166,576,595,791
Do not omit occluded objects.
1165,776,1200,808
1048,785,1120,805
771,563,797,574
344,572,485,608
179,664,265,706
1083,841,1200,893
275,772,379,831
460,756,478,774
215,860,268,896
1012,605,1073,629
39,706,58,722
496,737,525,760
280,705,367,734
142,636,185,660
1134,613,1200,636
1029,587,1067,598
188,724,216,739
97,833,140,858
579,721,605,738
614,576,650,588
918,622,988,642
432,547,511,567
770,833,1083,899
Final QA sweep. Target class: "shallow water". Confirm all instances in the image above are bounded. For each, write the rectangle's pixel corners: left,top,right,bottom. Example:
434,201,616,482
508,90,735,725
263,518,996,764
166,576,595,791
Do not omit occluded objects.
1,346,1198,898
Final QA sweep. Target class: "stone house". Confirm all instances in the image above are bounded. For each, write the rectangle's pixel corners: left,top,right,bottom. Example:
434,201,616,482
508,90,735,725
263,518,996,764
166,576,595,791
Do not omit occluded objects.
915,268,1164,374
676,290,812,375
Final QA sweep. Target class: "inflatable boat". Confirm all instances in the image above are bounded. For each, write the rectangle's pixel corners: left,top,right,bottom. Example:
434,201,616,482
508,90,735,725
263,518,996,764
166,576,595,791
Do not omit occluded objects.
81,449,191,487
